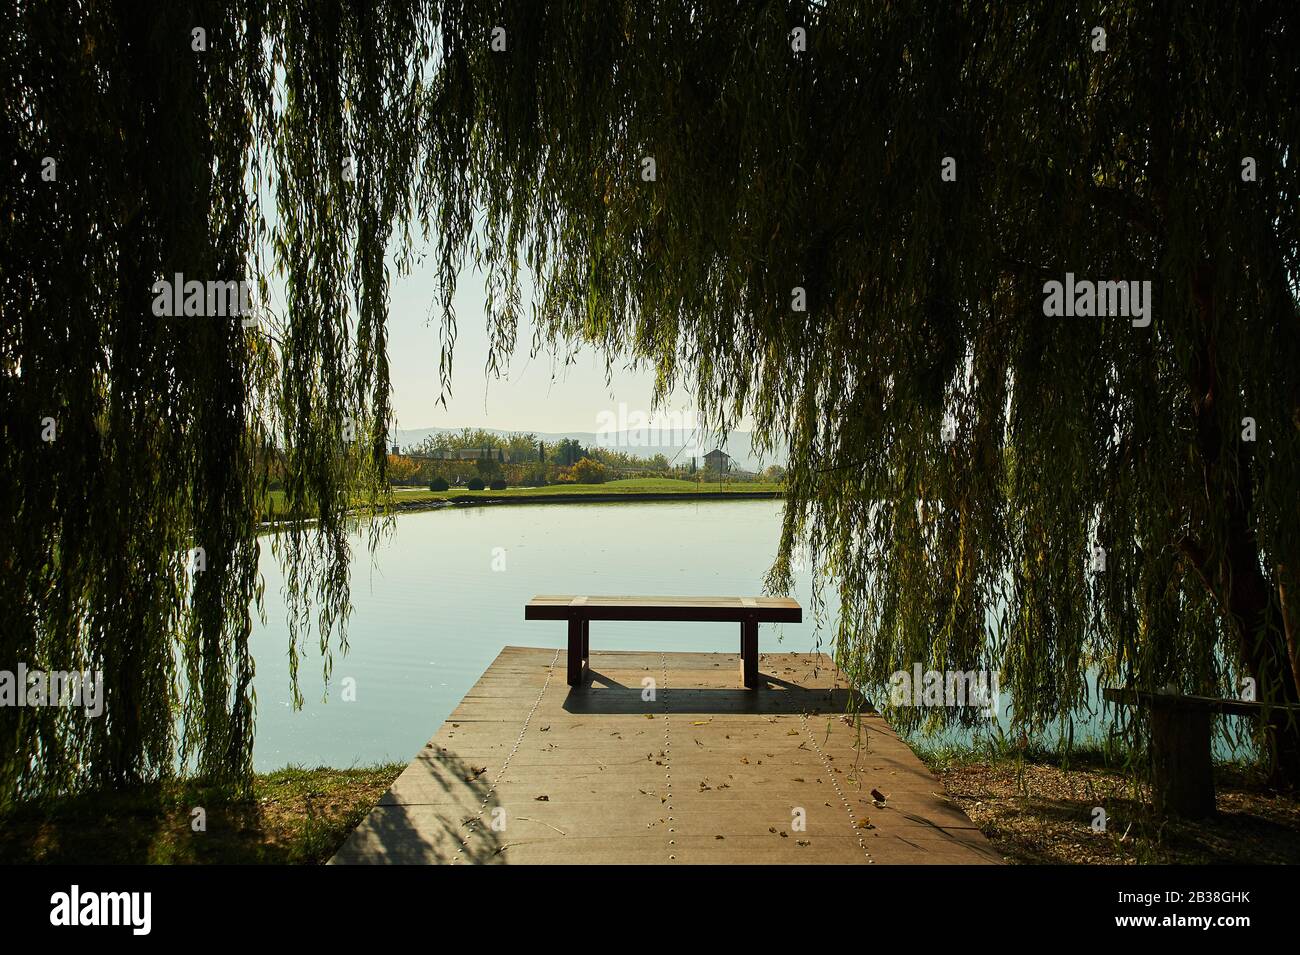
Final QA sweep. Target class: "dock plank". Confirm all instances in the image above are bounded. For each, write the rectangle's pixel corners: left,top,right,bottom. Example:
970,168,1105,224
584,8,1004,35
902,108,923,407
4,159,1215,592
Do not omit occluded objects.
331,647,1002,865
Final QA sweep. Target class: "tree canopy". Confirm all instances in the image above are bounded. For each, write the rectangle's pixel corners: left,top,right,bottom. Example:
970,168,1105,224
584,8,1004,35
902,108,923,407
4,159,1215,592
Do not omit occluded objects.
3,1,1299,799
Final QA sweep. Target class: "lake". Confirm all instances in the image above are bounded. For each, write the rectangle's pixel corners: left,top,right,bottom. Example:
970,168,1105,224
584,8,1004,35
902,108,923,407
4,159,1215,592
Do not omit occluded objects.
249,498,1247,771
249,499,841,770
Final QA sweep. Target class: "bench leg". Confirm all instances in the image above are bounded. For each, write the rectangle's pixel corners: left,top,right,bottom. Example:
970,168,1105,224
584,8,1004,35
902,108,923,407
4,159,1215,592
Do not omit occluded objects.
1151,704,1215,818
740,619,758,689
582,618,590,663
567,617,588,687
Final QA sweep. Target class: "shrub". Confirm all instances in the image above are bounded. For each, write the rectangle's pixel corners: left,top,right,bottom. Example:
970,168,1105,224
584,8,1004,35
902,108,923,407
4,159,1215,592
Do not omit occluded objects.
467,477,485,491
518,464,549,486
489,478,507,490
428,477,449,492
568,457,608,484
387,453,421,484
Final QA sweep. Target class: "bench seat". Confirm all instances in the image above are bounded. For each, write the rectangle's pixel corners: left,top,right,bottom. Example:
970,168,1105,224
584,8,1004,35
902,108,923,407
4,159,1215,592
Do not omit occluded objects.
1104,687,1300,817
525,595,802,688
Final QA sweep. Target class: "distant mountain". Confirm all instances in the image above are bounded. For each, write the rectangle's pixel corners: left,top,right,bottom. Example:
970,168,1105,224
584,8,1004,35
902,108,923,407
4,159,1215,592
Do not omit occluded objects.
393,426,783,473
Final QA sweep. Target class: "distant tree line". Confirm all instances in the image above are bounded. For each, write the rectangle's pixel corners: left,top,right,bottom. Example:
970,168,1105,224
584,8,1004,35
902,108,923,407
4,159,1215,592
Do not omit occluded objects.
383,430,784,488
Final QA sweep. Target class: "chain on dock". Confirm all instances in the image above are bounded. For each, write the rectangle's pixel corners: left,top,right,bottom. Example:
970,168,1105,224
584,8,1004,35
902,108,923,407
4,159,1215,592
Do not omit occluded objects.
799,712,875,864
659,652,676,863
454,648,559,863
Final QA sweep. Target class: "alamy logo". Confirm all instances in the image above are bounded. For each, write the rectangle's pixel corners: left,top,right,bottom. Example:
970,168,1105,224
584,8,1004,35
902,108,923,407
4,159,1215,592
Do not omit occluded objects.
151,273,256,324
50,885,151,935
0,665,103,717
888,665,1001,718
1042,273,1152,327
594,402,704,457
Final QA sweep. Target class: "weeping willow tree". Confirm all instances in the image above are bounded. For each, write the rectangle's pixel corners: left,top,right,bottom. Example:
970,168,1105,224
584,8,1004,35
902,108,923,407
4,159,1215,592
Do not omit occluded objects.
419,0,1300,784
0,0,430,799
3,1,1298,801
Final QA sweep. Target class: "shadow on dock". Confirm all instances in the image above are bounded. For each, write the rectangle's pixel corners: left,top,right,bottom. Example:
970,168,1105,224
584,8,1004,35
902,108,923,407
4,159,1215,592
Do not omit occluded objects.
567,668,867,716
330,750,506,865
331,647,1002,865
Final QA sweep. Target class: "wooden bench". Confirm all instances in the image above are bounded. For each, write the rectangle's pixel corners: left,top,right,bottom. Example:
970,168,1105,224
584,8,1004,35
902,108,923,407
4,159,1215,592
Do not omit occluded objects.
1104,687,1300,817
525,595,803,688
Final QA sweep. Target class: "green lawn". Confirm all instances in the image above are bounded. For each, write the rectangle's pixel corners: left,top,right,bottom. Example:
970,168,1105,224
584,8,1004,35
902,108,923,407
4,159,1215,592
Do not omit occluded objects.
393,476,784,501
0,764,405,864
264,477,783,518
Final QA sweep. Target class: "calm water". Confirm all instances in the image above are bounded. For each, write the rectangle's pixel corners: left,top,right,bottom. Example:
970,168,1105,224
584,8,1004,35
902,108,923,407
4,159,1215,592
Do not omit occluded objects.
249,499,1246,770
249,499,836,770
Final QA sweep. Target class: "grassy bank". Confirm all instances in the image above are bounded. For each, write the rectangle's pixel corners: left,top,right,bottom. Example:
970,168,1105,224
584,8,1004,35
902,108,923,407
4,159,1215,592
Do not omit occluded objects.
264,477,784,522
0,764,404,864
919,740,1300,864
9,746,1299,864
393,476,783,501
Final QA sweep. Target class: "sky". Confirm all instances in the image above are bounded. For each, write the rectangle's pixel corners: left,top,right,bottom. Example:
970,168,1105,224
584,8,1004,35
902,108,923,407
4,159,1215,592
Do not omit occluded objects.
384,251,695,435
251,173,699,437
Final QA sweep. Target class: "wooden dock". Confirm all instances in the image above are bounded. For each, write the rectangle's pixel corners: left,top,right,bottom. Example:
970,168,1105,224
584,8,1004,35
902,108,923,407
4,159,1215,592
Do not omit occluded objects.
331,647,1003,865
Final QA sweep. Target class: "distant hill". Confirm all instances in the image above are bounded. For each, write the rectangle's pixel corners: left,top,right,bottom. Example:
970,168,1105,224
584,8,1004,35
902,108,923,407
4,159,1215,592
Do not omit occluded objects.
393,426,783,473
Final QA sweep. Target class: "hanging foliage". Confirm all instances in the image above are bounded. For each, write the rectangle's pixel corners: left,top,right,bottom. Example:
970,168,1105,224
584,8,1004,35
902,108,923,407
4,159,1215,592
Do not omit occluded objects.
417,1,1300,782
1,0,432,799
3,1,1298,800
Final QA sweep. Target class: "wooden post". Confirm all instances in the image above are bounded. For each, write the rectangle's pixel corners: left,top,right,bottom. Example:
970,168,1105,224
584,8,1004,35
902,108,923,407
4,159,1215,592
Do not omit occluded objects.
1150,700,1215,818
582,617,590,663
567,616,587,687
740,617,758,689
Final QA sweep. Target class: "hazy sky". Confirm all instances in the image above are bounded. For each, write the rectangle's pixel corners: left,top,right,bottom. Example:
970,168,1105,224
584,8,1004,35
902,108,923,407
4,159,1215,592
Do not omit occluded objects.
253,177,696,435
385,252,694,435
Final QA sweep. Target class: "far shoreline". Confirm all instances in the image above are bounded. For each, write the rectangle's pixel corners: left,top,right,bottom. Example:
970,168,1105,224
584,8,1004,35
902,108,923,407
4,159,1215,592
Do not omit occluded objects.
258,483,786,533
393,488,784,510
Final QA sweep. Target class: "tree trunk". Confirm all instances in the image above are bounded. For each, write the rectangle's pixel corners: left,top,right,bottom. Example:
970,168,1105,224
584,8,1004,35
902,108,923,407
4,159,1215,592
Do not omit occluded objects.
1189,264,1300,789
